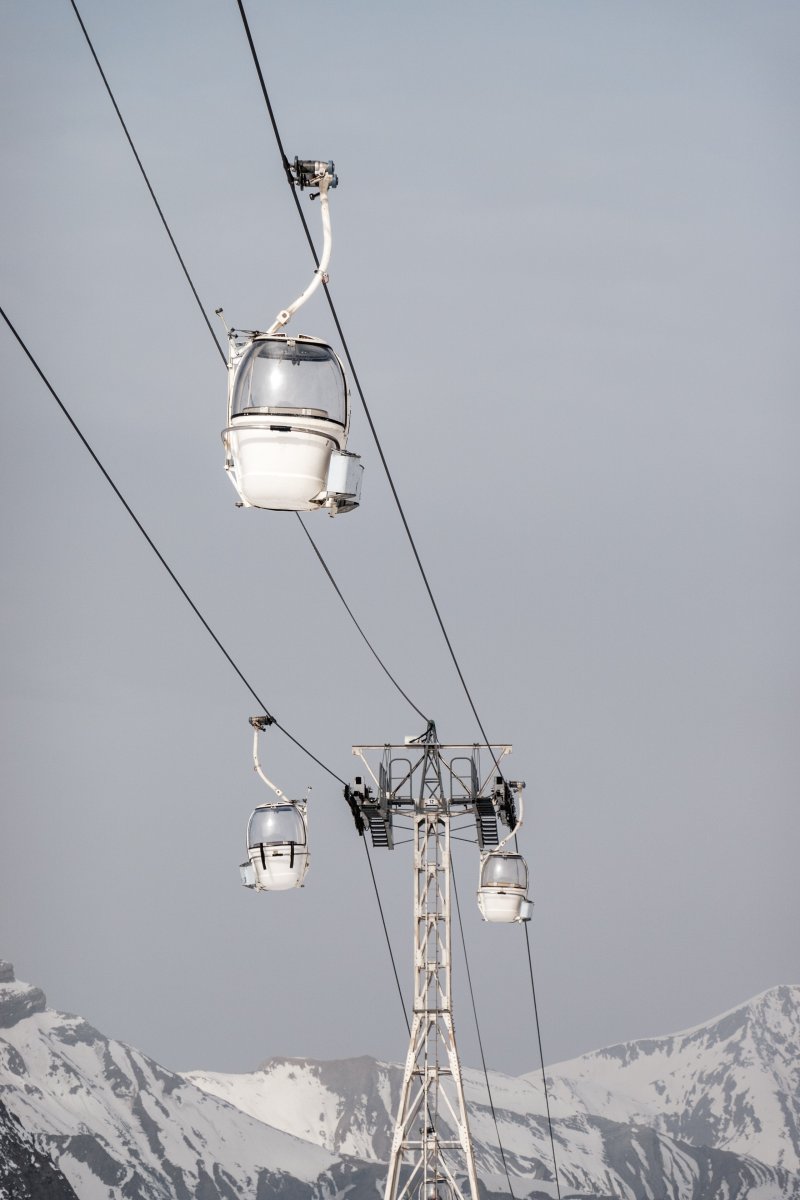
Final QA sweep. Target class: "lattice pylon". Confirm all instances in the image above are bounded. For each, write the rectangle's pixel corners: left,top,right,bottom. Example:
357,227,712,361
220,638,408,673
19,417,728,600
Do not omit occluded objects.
384,742,479,1200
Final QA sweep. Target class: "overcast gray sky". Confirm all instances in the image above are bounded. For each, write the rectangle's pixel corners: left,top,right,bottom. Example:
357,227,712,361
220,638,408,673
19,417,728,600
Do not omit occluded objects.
1,1,798,1078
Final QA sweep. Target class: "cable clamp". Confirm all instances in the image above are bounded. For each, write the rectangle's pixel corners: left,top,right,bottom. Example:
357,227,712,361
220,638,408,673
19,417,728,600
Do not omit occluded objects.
249,714,275,730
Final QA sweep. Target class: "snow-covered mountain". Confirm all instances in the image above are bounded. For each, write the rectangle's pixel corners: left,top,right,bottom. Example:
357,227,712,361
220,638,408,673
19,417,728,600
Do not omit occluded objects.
0,959,380,1200
1,956,798,1200
536,985,800,1175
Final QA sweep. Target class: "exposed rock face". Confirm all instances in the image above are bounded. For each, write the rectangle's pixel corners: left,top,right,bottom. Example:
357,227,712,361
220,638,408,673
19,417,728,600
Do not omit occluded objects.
0,1099,78,1200
0,975,46,1029
0,960,370,1200
0,962,14,984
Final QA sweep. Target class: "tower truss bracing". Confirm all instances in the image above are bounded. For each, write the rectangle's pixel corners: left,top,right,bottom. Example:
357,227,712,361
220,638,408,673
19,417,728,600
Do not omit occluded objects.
347,725,524,1200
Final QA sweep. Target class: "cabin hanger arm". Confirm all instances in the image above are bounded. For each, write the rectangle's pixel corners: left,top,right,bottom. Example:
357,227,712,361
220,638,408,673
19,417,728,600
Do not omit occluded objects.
266,160,337,335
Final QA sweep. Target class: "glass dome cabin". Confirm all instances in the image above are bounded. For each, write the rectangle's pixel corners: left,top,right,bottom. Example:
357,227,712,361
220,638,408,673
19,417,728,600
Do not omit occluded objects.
477,852,532,923
222,334,362,514
239,802,309,891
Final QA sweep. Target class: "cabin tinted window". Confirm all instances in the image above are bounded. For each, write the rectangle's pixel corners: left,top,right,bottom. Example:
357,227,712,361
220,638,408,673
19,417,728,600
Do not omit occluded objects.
232,339,346,425
480,854,527,890
248,805,306,847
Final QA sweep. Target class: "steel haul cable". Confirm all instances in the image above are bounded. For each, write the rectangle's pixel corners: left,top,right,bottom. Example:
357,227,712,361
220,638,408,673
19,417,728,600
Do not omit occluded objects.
67,0,417,1059
234,4,564,1193
68,0,431,732
235,0,497,754
523,922,563,1199
1,305,329,779
66,4,561,1193
1,303,415,1035
451,857,517,1200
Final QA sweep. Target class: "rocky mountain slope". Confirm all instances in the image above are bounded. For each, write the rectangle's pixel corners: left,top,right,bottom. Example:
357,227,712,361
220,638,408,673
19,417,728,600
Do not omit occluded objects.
0,960,379,1200
1,957,798,1199
536,985,800,1175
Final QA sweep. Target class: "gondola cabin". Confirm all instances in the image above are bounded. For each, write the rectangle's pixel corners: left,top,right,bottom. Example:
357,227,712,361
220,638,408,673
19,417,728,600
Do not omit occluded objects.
477,852,532,923
222,333,362,514
239,801,309,891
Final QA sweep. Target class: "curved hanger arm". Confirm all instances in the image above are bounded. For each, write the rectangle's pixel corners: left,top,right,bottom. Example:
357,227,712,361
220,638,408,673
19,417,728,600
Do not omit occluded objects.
266,172,334,335
252,723,285,799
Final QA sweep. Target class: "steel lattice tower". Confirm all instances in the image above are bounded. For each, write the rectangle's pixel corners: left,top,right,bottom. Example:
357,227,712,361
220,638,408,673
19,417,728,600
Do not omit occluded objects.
347,724,522,1200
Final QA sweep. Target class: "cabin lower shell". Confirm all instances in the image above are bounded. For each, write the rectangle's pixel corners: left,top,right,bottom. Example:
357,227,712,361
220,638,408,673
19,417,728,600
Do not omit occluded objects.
477,888,532,923
240,845,309,891
223,423,337,510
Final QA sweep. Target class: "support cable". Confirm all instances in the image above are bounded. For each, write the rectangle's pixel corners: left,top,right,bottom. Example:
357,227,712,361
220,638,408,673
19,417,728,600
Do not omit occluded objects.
363,839,410,1037
69,0,430,728
235,0,493,751
68,10,560,1190
294,514,429,724
450,858,517,1200
65,0,418,1076
69,0,226,367
234,10,567,1191
3,302,416,1037
1,303,338,785
522,921,562,1200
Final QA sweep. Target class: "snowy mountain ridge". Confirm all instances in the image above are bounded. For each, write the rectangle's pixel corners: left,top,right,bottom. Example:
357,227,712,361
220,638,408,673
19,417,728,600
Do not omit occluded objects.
0,960,378,1200
2,958,799,1200
535,983,800,1173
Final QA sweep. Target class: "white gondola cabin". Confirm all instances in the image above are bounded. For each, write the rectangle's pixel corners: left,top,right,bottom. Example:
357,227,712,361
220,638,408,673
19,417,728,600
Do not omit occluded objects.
239,715,310,892
477,852,532,923
240,802,309,891
219,158,362,515
222,333,361,513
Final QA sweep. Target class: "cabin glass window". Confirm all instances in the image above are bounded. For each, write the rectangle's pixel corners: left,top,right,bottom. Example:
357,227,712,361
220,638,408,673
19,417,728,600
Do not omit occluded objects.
248,805,306,847
480,854,527,890
232,339,346,425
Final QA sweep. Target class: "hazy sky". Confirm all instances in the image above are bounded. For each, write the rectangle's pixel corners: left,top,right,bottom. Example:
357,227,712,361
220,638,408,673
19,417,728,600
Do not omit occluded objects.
1,1,798,1079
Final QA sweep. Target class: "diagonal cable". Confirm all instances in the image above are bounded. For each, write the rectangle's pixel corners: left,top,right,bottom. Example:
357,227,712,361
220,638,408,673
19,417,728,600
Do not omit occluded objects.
451,857,517,1199
1,303,339,785
233,14,566,1191
4,299,417,1045
294,514,429,723
66,0,419,1068
69,0,226,367
235,0,494,752
522,922,562,1199
69,0,430,728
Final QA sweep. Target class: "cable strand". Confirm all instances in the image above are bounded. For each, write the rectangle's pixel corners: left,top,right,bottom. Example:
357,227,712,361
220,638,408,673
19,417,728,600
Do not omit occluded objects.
451,858,517,1199
72,0,430,730
1,304,343,787
233,13,566,1191
233,0,500,758
363,839,411,1037
70,0,226,366
523,922,562,1200
294,515,430,723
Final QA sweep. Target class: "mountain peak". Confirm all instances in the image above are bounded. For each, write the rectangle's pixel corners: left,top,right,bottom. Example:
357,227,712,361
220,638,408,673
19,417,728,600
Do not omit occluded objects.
540,984,800,1174
0,962,46,1030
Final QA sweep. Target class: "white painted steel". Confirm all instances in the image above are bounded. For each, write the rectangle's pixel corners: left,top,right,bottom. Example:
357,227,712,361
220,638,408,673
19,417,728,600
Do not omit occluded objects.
266,172,334,335
366,739,480,1200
